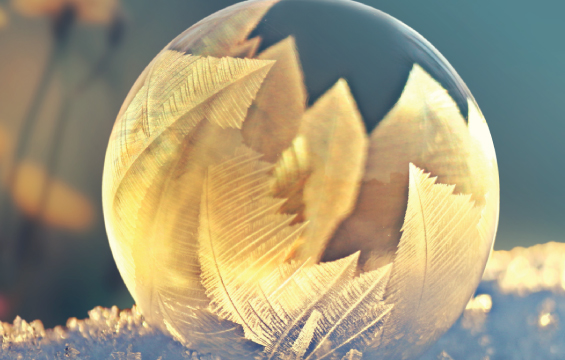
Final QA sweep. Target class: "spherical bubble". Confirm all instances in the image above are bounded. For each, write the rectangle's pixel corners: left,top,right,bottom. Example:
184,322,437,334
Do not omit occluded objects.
102,1,499,359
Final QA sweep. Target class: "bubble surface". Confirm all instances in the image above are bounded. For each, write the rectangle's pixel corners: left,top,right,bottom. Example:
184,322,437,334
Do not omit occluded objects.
102,1,499,359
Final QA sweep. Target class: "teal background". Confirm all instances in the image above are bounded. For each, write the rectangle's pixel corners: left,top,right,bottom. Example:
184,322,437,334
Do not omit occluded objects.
0,0,563,327
369,0,565,251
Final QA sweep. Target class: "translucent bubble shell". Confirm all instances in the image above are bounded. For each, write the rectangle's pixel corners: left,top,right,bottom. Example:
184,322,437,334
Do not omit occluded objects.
102,1,499,359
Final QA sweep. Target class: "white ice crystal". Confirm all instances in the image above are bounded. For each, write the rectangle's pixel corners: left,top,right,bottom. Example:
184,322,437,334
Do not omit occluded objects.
3,243,565,360
0,306,217,360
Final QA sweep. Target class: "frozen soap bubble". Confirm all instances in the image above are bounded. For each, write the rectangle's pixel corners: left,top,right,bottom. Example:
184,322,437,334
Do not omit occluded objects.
101,0,499,359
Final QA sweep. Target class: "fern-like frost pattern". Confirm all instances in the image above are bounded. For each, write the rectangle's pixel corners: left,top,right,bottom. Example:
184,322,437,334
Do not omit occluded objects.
102,13,499,358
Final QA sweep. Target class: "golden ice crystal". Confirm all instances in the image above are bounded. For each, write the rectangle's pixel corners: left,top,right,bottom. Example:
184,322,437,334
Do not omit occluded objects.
102,1,499,358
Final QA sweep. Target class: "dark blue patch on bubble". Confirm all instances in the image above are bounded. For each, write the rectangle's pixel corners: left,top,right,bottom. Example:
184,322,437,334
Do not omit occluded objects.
250,0,471,132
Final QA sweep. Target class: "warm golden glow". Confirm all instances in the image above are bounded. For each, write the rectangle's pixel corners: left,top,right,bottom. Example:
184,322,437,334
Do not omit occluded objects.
462,294,492,334
465,294,492,312
0,126,94,231
0,5,8,28
11,0,119,23
11,161,94,231
539,313,553,327
102,2,499,358
483,242,565,295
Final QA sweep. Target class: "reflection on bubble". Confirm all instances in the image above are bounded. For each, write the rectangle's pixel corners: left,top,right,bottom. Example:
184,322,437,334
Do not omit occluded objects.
102,1,499,359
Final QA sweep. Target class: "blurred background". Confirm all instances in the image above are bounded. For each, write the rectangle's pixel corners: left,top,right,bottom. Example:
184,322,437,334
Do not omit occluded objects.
0,0,563,328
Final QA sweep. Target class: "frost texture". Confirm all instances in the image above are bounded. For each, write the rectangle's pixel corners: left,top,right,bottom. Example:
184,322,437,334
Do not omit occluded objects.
101,53,499,358
0,306,207,360
101,9,499,358
3,243,565,359
197,146,392,359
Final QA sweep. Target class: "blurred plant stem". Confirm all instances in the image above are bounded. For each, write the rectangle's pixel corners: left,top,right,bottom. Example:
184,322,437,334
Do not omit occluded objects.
4,9,125,322
37,10,124,226
0,6,76,289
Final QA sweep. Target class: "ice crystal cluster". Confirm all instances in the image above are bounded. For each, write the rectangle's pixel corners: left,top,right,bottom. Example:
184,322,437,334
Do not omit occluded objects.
98,1,500,359
3,243,565,359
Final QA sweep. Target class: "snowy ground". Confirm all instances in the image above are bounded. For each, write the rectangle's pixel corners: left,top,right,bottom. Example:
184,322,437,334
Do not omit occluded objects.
2,242,564,360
